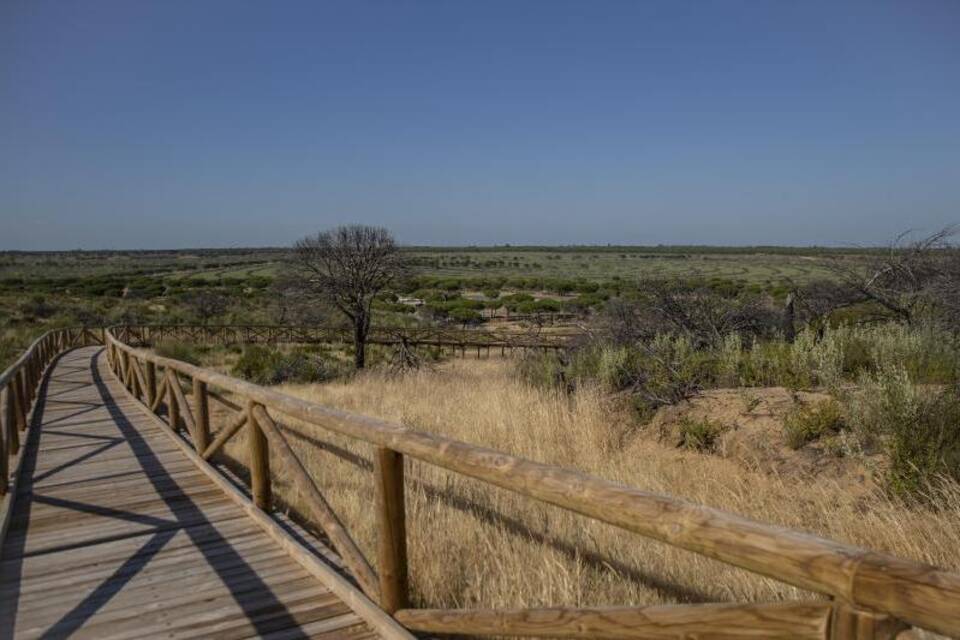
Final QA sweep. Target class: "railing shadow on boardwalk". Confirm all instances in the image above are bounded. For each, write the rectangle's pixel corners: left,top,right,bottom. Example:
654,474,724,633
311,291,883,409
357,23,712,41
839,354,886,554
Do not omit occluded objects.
83,350,308,639
0,350,310,640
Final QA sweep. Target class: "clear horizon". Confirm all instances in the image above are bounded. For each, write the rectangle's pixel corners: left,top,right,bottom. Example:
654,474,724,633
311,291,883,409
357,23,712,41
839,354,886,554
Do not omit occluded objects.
3,1,959,250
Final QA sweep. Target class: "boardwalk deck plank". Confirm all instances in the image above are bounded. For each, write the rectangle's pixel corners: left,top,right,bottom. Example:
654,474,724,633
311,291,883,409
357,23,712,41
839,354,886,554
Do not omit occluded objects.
0,347,390,639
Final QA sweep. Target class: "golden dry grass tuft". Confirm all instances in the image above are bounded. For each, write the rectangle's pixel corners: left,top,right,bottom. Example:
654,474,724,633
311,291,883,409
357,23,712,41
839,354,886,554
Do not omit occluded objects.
217,357,960,610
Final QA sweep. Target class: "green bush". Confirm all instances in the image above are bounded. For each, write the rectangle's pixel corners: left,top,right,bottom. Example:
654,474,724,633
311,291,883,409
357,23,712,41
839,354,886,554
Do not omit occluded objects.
845,364,960,497
516,352,567,391
783,398,844,449
678,418,724,452
232,345,337,385
155,341,201,366
885,389,960,497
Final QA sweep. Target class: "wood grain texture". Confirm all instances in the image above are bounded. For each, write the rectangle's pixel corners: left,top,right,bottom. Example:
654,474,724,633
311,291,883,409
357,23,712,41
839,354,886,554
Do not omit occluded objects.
192,378,210,453
394,602,833,639
374,447,408,613
144,361,156,407
247,402,272,512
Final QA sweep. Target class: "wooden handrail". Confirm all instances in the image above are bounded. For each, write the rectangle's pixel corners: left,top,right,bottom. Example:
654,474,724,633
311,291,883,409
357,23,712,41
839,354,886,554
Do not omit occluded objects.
103,326,960,638
393,602,837,639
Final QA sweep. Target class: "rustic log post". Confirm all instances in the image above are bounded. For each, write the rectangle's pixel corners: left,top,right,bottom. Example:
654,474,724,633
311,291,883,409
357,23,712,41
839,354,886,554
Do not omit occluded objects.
830,601,907,639
192,378,210,453
130,358,143,400
145,361,157,408
24,359,35,406
374,447,408,613
121,351,130,389
168,375,180,433
4,384,17,456
14,372,28,432
247,402,272,511
150,372,169,413
0,389,8,496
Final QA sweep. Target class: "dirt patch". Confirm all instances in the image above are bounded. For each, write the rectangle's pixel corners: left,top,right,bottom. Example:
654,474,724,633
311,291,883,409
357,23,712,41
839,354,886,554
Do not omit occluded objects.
635,387,884,495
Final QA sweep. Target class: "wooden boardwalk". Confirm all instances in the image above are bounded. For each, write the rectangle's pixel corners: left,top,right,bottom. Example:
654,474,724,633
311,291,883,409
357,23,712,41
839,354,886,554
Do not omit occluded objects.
2,328,959,639
0,347,392,639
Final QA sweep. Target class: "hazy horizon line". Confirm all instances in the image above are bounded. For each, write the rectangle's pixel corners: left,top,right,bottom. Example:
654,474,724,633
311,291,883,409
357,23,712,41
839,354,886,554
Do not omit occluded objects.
0,241,901,254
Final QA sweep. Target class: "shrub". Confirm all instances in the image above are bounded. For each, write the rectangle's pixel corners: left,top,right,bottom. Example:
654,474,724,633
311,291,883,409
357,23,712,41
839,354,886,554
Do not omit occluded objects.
232,345,337,385
845,364,960,497
516,352,568,391
155,341,201,366
678,418,724,452
885,389,960,497
783,398,844,449
19,295,58,319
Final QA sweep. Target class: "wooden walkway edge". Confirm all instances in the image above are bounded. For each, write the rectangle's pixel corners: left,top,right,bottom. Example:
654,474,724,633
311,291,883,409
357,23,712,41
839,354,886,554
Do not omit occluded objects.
0,347,410,639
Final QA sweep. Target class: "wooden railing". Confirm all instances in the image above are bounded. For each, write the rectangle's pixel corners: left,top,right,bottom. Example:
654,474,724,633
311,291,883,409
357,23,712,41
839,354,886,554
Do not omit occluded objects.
0,328,104,513
102,326,960,639
111,323,573,355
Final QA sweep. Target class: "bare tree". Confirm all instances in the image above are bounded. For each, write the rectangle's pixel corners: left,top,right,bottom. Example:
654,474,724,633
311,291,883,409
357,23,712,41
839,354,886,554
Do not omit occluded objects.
182,290,229,325
268,272,335,326
929,247,960,328
596,278,778,348
814,226,958,325
292,225,403,369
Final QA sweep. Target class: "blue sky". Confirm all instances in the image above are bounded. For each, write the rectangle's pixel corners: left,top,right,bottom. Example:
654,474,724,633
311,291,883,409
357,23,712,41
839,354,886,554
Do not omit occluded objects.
2,1,959,249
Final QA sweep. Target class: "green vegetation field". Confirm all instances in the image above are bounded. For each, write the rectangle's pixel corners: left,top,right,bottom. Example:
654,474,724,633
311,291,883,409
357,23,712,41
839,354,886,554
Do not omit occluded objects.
404,248,839,284
0,245,865,370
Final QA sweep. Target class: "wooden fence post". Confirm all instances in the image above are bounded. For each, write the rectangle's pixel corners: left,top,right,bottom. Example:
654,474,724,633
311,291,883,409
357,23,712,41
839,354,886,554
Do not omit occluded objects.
830,601,907,639
24,359,35,407
168,376,180,433
192,379,210,453
145,361,156,408
374,447,408,613
14,372,27,432
4,384,17,456
130,358,142,400
0,389,8,496
121,351,130,389
247,402,272,511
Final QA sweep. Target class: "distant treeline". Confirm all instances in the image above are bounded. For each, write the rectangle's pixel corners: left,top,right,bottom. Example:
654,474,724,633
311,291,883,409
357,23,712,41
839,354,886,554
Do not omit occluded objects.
403,245,887,255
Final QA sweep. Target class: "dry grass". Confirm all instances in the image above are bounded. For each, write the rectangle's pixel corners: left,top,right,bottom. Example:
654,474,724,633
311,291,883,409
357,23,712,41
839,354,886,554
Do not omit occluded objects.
216,356,960,610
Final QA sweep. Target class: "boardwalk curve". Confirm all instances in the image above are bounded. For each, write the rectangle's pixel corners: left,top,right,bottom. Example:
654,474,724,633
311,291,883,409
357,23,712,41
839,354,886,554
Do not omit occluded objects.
0,345,408,639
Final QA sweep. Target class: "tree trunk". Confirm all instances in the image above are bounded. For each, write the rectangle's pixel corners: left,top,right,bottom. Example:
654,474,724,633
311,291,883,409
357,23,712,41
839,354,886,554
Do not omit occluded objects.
354,319,367,369
782,293,796,343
